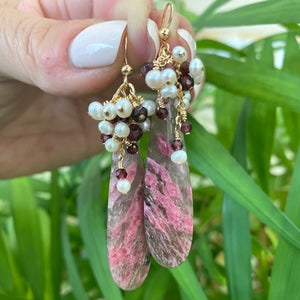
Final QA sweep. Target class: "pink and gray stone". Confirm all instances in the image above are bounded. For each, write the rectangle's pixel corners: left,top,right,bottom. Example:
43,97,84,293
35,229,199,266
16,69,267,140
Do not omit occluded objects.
107,152,151,290
144,103,193,268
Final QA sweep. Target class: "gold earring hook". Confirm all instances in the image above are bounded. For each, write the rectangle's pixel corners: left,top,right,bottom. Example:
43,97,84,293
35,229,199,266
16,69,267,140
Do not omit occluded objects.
121,35,133,79
159,2,173,41
161,2,173,29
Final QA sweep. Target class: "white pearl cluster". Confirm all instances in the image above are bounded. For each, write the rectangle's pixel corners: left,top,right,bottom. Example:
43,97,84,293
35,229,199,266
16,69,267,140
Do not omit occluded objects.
145,67,178,99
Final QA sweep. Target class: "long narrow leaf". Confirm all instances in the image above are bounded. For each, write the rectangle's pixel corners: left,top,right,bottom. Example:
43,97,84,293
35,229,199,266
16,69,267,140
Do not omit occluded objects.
200,53,300,113
77,156,122,300
61,216,89,300
194,0,300,28
169,260,207,300
11,178,45,300
269,146,300,299
223,102,252,300
186,117,300,249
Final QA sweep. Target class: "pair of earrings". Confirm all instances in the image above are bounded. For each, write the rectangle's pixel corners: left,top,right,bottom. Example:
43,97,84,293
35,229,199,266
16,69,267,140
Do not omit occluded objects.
88,3,205,290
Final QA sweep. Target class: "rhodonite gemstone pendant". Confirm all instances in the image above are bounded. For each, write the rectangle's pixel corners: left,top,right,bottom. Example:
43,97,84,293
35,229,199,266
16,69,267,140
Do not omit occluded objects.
107,152,151,290
144,104,193,268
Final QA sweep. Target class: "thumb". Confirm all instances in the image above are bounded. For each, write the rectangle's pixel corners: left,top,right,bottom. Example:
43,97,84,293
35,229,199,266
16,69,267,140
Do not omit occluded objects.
0,8,159,97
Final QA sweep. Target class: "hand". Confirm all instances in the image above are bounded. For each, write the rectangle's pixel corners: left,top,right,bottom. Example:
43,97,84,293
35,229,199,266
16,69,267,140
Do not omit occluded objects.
0,0,196,179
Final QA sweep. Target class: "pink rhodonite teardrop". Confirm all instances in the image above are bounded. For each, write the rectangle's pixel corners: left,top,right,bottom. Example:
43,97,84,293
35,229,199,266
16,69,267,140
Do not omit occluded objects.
107,152,151,290
144,103,193,268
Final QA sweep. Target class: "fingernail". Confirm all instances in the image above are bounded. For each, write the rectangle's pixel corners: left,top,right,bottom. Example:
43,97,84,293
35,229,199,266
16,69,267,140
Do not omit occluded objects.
177,29,197,60
70,20,127,68
147,19,160,59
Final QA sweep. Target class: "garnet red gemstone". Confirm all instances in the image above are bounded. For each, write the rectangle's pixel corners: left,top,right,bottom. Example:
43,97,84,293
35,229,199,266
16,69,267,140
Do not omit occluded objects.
100,134,112,143
128,124,143,141
180,61,190,74
132,106,148,123
156,107,168,120
164,63,176,71
118,117,130,123
181,121,192,134
109,116,119,124
179,74,194,91
141,62,154,77
127,143,139,154
171,139,183,151
116,168,128,179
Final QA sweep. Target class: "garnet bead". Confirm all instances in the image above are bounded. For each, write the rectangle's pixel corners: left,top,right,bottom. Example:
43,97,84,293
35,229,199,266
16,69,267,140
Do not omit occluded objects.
180,61,190,74
128,124,143,141
141,62,154,77
164,63,176,71
100,134,112,143
118,117,130,123
171,139,183,151
179,74,194,91
109,116,119,124
127,143,139,154
132,106,148,123
156,107,168,120
116,168,128,179
181,121,192,134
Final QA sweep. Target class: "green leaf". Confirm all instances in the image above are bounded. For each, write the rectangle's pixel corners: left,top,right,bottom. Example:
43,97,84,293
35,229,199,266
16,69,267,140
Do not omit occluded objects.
281,33,300,152
0,230,14,292
61,215,89,300
200,53,300,113
50,171,63,300
198,234,225,285
194,0,300,28
186,117,300,249
11,177,45,300
222,102,252,300
77,156,122,300
247,39,276,193
143,269,171,300
269,146,300,300
169,260,207,300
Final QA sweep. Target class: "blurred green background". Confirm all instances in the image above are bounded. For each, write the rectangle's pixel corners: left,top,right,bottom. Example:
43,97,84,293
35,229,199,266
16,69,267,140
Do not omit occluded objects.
2,0,300,299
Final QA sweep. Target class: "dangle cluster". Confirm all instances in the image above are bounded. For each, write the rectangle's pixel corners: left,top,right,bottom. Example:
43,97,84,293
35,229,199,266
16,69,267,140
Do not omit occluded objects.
141,29,204,165
88,65,156,194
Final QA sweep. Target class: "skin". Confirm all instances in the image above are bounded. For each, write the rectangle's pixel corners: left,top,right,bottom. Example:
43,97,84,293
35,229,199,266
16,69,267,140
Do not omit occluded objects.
0,0,195,179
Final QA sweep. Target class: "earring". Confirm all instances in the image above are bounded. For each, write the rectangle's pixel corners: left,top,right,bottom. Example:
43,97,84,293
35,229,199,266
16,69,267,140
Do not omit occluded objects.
141,3,205,268
88,36,151,290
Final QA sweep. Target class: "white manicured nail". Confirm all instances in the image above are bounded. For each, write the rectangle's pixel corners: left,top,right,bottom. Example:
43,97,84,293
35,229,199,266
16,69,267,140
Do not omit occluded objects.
147,19,160,58
70,20,127,68
177,29,197,60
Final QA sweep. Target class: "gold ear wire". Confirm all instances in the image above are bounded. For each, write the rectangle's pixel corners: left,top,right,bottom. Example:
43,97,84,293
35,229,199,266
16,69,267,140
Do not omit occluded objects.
121,36,133,79
159,2,173,41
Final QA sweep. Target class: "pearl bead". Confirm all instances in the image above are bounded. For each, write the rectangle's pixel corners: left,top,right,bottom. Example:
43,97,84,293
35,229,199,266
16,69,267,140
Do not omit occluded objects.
142,100,156,116
114,122,130,138
194,73,204,85
145,70,163,90
105,138,119,152
161,85,178,99
171,150,187,164
172,46,188,63
117,179,131,194
161,68,177,86
88,101,103,120
115,98,133,118
140,119,151,132
98,120,114,134
189,58,204,77
103,103,117,120
184,92,191,102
